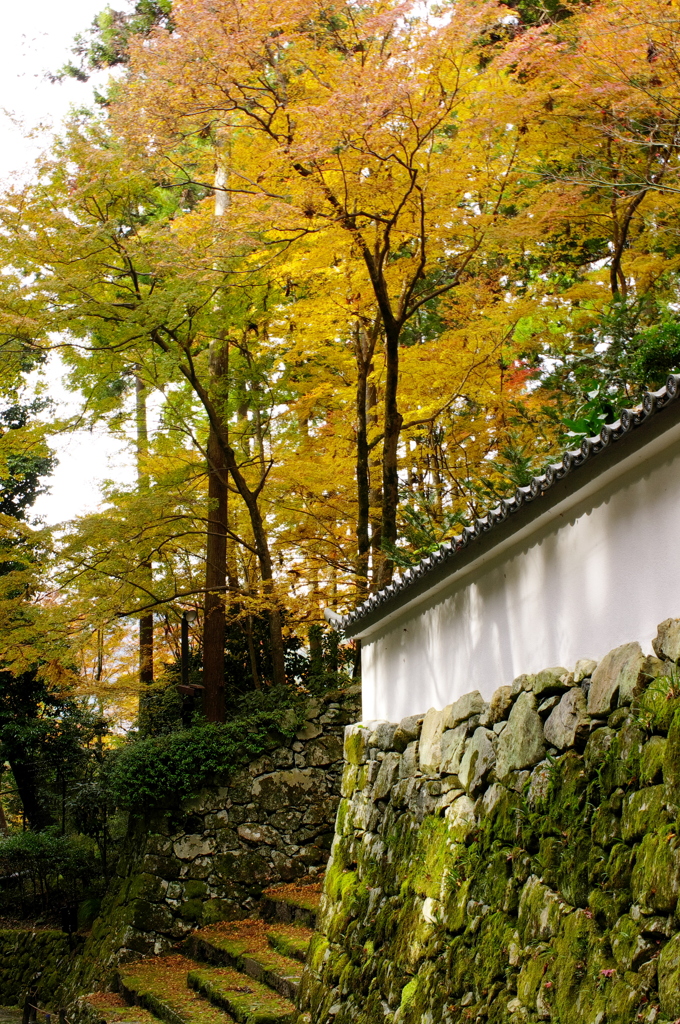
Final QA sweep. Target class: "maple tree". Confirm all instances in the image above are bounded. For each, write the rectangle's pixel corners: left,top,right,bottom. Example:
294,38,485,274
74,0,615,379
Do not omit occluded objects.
3,0,680,737
114,0,534,585
495,0,680,414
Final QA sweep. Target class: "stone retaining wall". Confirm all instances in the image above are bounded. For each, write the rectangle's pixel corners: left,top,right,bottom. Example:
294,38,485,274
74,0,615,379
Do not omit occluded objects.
81,688,360,975
298,627,680,1024
0,929,78,1007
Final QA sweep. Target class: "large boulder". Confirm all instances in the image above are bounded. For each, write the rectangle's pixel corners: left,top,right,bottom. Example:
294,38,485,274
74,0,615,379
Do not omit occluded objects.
532,667,571,699
543,688,590,751
372,751,401,801
445,690,486,729
496,691,545,779
587,642,647,715
488,685,512,724
458,727,496,795
653,617,680,662
393,714,423,751
419,706,448,773
439,723,468,775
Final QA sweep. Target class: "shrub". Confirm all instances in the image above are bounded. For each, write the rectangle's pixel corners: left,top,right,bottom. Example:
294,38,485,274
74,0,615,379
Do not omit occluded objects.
103,697,308,808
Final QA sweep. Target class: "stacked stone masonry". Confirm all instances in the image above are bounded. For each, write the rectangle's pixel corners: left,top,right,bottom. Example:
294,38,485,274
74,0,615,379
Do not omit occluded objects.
298,623,680,1024
81,690,359,978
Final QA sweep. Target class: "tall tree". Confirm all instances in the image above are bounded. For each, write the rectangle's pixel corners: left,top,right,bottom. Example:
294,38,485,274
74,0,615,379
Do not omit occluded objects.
135,374,154,689
202,342,229,720
116,0,526,583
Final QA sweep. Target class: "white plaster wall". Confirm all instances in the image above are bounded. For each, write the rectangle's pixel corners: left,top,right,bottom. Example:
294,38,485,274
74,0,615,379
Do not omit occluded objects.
361,430,680,722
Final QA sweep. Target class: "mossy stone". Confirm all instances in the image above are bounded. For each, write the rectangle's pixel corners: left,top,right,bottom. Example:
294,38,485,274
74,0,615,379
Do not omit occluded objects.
130,898,174,933
588,888,628,929
658,931,680,1016
610,914,656,970
664,710,680,808
605,974,644,1024
584,726,615,772
127,872,165,903
621,785,669,841
639,735,666,785
341,763,358,797
631,830,680,912
410,816,448,899
344,725,370,765
184,879,208,899
591,804,621,848
517,876,567,943
606,841,636,891
202,898,235,925
516,947,554,1011
444,877,471,934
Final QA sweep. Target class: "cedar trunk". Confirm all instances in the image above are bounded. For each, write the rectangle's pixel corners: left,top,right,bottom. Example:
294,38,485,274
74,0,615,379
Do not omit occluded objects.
377,325,403,587
135,376,154,687
203,423,228,721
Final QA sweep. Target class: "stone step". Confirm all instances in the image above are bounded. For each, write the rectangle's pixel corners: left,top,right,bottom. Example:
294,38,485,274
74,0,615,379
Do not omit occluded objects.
79,993,161,1024
118,955,236,1024
185,921,303,1002
187,965,296,1024
264,924,313,965
259,881,322,931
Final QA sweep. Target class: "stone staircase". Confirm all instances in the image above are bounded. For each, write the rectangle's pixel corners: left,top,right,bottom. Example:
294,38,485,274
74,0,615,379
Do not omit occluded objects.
81,882,320,1024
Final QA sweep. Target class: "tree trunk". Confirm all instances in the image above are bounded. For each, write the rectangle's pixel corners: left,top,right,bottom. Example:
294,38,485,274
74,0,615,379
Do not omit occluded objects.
0,770,8,835
9,757,53,832
377,325,403,587
367,378,382,588
203,421,228,721
355,334,371,593
135,375,154,687
149,330,286,687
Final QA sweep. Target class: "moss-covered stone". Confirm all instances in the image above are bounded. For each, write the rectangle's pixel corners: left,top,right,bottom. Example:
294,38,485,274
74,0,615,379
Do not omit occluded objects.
295,680,680,1024
610,914,656,970
184,880,208,900
127,872,166,903
658,931,680,1016
664,710,680,807
631,830,680,912
621,785,669,841
639,735,666,785
344,725,370,766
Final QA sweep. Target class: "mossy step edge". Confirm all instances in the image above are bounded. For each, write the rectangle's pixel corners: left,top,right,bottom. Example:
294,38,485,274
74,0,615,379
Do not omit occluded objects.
78,994,160,1024
115,976,185,1024
184,936,300,1002
265,929,311,965
187,970,295,1024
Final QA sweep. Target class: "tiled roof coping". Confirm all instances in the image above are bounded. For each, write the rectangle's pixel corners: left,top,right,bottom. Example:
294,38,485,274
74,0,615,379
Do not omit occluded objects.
338,374,680,636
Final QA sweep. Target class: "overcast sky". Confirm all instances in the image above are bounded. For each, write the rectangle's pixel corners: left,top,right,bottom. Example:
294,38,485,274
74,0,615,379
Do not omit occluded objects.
2,0,138,525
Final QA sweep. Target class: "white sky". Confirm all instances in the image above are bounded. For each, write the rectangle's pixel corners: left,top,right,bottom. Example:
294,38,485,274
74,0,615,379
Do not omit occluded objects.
1,0,138,525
